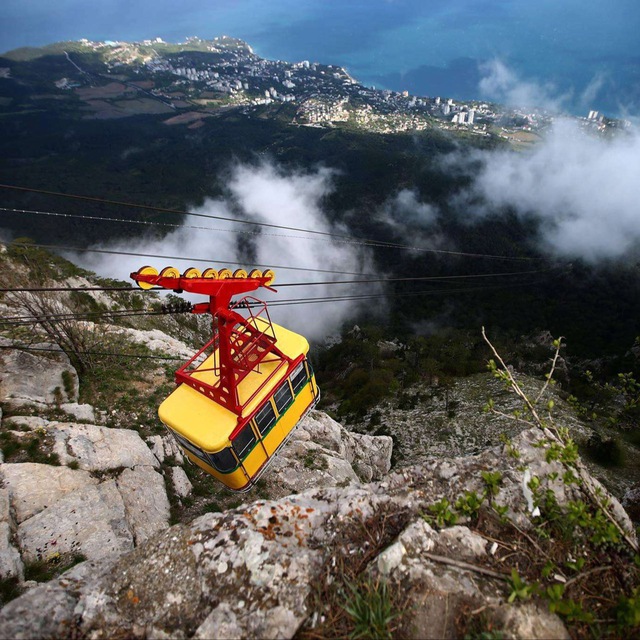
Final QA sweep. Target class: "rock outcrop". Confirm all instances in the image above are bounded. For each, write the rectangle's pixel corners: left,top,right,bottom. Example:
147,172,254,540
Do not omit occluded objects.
0,427,632,639
0,428,171,568
0,344,395,597
0,339,78,411
265,411,393,498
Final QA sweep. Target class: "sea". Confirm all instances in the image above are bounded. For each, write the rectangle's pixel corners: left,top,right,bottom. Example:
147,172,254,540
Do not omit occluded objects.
1,0,638,118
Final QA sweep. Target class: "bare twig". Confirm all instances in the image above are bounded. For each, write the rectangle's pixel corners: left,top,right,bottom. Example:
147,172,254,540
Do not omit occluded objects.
423,551,509,581
564,565,613,588
481,327,639,553
534,337,563,404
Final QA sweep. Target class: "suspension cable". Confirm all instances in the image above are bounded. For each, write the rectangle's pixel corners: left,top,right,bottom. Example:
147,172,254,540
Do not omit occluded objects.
0,183,533,261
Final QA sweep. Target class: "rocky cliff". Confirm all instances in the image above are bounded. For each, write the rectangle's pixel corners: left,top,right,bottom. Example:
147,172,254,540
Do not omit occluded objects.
0,424,636,639
1,247,639,638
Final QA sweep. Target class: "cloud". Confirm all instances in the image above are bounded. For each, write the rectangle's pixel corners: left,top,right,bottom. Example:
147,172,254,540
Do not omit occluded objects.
459,119,640,262
72,161,376,341
479,59,571,112
378,188,448,253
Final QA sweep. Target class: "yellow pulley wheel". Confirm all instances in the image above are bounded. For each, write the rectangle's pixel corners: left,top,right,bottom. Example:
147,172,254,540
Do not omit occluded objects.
218,268,232,279
262,269,275,285
233,268,248,279
202,267,218,279
135,265,158,290
248,269,262,279
160,266,181,279
182,267,202,278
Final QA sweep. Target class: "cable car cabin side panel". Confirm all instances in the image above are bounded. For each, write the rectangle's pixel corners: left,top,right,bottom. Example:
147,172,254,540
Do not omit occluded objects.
162,358,319,492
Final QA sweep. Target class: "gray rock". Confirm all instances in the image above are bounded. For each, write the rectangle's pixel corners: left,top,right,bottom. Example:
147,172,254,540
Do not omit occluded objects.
147,434,184,465
193,602,241,640
297,412,393,481
622,482,640,522
265,411,392,497
0,463,97,524
116,466,170,545
147,435,165,463
0,485,23,580
51,422,159,471
0,426,633,640
59,402,97,423
1,416,50,431
269,438,359,495
494,602,570,639
170,466,193,499
0,560,104,639
17,480,133,563
0,341,78,406
345,430,393,482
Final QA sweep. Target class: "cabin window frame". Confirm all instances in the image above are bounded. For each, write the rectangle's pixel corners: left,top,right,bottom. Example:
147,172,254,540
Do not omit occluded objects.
208,447,238,473
290,361,308,395
273,378,294,415
232,421,258,460
254,399,278,436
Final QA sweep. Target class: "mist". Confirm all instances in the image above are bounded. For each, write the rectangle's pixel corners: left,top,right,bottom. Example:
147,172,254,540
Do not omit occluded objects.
479,59,570,112
377,188,449,254
73,161,376,341
456,118,640,263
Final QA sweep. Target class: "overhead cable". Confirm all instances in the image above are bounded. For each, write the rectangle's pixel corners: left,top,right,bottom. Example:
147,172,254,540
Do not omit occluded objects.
0,183,533,261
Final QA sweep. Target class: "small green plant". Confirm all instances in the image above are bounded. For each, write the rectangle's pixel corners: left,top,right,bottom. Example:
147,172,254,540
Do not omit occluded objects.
424,498,458,528
455,491,485,519
616,587,640,629
507,568,537,603
303,450,328,471
481,471,502,499
343,578,397,640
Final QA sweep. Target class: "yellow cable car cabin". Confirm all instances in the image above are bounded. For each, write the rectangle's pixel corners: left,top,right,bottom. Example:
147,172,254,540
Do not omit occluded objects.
131,265,320,491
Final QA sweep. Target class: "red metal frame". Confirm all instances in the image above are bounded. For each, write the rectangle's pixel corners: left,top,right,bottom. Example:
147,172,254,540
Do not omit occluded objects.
130,270,292,415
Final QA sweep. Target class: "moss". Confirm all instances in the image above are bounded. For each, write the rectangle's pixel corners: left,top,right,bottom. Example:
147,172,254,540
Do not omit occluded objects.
0,431,60,465
24,552,87,583
0,576,22,606
61,370,76,400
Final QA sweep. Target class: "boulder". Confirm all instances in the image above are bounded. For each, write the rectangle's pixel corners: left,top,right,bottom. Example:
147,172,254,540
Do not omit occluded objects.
170,466,193,499
17,480,133,563
0,341,78,407
0,485,23,580
116,466,171,545
265,411,392,497
2,416,50,431
147,434,184,465
117,327,194,360
0,463,97,524
51,422,159,471
301,411,392,481
269,437,359,496
0,427,634,639
59,403,97,423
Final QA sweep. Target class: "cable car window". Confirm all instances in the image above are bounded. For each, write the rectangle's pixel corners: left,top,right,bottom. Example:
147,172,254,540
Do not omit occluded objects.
273,380,294,414
290,362,307,394
209,447,237,473
170,430,208,464
255,401,277,436
232,423,256,459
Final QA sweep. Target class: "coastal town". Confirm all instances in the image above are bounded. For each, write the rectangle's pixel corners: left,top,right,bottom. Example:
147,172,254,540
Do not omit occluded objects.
2,36,630,143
